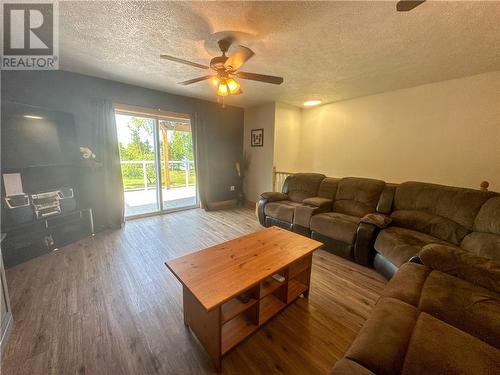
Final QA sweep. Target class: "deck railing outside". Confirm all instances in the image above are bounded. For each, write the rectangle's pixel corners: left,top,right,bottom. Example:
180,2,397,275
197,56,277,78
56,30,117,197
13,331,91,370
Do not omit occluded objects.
121,160,195,191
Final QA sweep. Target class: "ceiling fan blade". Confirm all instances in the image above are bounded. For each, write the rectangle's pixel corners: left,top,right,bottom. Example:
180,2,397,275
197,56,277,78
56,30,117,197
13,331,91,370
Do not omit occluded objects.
178,75,213,85
235,72,284,85
396,0,425,12
160,54,209,69
224,46,255,71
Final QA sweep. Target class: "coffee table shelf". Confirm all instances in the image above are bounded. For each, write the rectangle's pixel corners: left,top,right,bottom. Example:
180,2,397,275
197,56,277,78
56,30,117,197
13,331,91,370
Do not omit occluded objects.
260,275,285,298
259,294,287,324
221,314,258,355
221,297,258,324
287,279,308,302
166,227,321,372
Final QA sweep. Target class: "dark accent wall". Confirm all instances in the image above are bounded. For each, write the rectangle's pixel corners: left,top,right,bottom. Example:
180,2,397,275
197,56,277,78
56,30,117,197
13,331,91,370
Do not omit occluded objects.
1,70,244,227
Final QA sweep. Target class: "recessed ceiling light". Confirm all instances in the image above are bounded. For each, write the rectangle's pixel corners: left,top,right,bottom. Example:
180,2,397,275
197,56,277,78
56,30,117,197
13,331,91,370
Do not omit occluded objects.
303,100,322,107
23,115,44,120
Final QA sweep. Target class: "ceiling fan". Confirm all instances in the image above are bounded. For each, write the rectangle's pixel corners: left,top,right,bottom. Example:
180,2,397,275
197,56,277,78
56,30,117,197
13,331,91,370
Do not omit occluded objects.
160,38,284,98
396,0,426,12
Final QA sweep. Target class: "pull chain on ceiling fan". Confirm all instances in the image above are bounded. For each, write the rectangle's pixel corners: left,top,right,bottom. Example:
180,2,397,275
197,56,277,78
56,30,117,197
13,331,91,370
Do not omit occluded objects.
160,38,284,99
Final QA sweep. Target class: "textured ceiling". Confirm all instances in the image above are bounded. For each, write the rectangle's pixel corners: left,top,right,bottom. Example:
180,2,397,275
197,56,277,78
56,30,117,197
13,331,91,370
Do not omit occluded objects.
59,1,500,108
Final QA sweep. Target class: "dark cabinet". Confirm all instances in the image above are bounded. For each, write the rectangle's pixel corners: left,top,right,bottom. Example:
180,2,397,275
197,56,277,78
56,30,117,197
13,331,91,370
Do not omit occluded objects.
1,208,94,268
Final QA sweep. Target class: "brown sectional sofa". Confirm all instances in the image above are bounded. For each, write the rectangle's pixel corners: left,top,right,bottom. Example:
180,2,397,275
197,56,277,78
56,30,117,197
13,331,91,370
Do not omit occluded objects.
258,175,499,277
258,173,500,374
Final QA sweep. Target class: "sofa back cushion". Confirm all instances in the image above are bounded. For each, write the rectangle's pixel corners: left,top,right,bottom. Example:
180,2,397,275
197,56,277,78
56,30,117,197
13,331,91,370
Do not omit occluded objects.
460,197,500,260
376,183,398,214
317,177,341,199
391,210,470,245
283,173,325,202
333,177,386,217
391,182,494,244
473,197,500,234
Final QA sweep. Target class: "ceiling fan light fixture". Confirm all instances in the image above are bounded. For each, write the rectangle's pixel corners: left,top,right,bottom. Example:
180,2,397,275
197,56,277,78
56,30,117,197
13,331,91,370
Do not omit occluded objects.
226,78,241,95
303,100,322,107
211,77,220,86
217,81,229,96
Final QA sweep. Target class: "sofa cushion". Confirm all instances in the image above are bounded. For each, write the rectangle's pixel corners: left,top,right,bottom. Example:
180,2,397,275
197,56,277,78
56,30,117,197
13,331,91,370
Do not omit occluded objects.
418,270,500,349
376,183,397,214
381,263,431,306
420,244,500,293
331,262,500,375
264,200,303,223
382,262,500,348
311,212,361,244
393,182,494,232
283,173,325,203
317,177,340,200
390,209,469,245
461,232,500,260
374,227,451,267
333,178,386,217
345,297,418,375
473,197,500,234
401,312,500,375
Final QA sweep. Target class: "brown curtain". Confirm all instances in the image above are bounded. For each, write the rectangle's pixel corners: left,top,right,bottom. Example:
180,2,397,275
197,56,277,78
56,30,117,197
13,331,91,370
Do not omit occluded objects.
92,99,124,229
192,112,210,210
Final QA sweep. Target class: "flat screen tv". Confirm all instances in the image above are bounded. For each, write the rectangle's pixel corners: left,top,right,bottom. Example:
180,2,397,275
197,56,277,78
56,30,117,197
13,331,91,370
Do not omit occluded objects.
1,102,78,169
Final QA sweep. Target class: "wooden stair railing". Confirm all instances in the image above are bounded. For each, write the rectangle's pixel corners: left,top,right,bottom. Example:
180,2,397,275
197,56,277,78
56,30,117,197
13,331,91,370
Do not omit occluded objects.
272,166,294,192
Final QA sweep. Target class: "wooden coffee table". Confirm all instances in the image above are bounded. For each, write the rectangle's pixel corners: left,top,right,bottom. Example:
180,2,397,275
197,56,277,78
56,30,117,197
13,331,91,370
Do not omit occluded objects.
166,226,322,371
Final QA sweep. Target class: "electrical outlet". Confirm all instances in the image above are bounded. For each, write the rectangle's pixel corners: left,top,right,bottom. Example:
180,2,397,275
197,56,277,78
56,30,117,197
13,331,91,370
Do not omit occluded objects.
230,185,235,191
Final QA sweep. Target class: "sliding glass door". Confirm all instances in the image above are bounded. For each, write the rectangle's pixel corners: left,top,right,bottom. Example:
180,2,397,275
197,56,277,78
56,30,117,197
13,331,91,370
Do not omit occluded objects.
158,119,197,210
115,110,197,218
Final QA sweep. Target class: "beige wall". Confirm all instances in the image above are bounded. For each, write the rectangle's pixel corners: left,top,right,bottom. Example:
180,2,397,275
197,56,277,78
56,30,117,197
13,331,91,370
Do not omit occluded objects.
299,71,500,191
274,102,302,172
243,103,276,202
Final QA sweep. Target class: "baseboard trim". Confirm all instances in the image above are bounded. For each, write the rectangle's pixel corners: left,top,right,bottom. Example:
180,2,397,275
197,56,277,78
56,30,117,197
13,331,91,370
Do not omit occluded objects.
206,199,238,211
245,200,256,210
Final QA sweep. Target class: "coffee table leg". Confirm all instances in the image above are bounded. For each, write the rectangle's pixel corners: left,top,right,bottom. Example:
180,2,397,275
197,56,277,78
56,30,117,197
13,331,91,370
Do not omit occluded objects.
182,286,222,371
304,255,313,299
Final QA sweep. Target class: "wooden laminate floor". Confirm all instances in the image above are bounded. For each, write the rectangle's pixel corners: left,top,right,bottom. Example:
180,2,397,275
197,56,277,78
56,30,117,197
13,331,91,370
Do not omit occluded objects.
2,208,386,375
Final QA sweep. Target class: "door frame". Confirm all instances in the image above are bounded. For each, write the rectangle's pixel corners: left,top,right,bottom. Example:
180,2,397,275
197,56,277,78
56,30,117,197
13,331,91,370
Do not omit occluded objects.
114,105,199,220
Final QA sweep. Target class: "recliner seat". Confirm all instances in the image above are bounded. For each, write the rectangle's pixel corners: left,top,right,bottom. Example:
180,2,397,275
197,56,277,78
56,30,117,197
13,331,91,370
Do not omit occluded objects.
373,181,497,278
310,177,387,264
257,173,326,231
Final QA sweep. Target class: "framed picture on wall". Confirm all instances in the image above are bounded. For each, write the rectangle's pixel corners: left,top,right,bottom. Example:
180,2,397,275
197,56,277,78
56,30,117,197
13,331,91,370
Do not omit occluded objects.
251,128,264,147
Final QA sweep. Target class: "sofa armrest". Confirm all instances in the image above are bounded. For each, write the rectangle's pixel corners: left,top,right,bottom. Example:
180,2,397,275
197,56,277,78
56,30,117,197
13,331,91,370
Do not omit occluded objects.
354,222,379,266
259,192,288,202
294,204,330,228
360,213,392,229
256,192,288,227
302,197,333,208
420,244,500,293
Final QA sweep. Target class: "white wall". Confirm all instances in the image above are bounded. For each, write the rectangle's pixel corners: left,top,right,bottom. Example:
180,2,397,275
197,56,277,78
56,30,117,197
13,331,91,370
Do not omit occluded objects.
299,71,500,191
243,103,276,202
274,102,302,172
243,71,500,201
